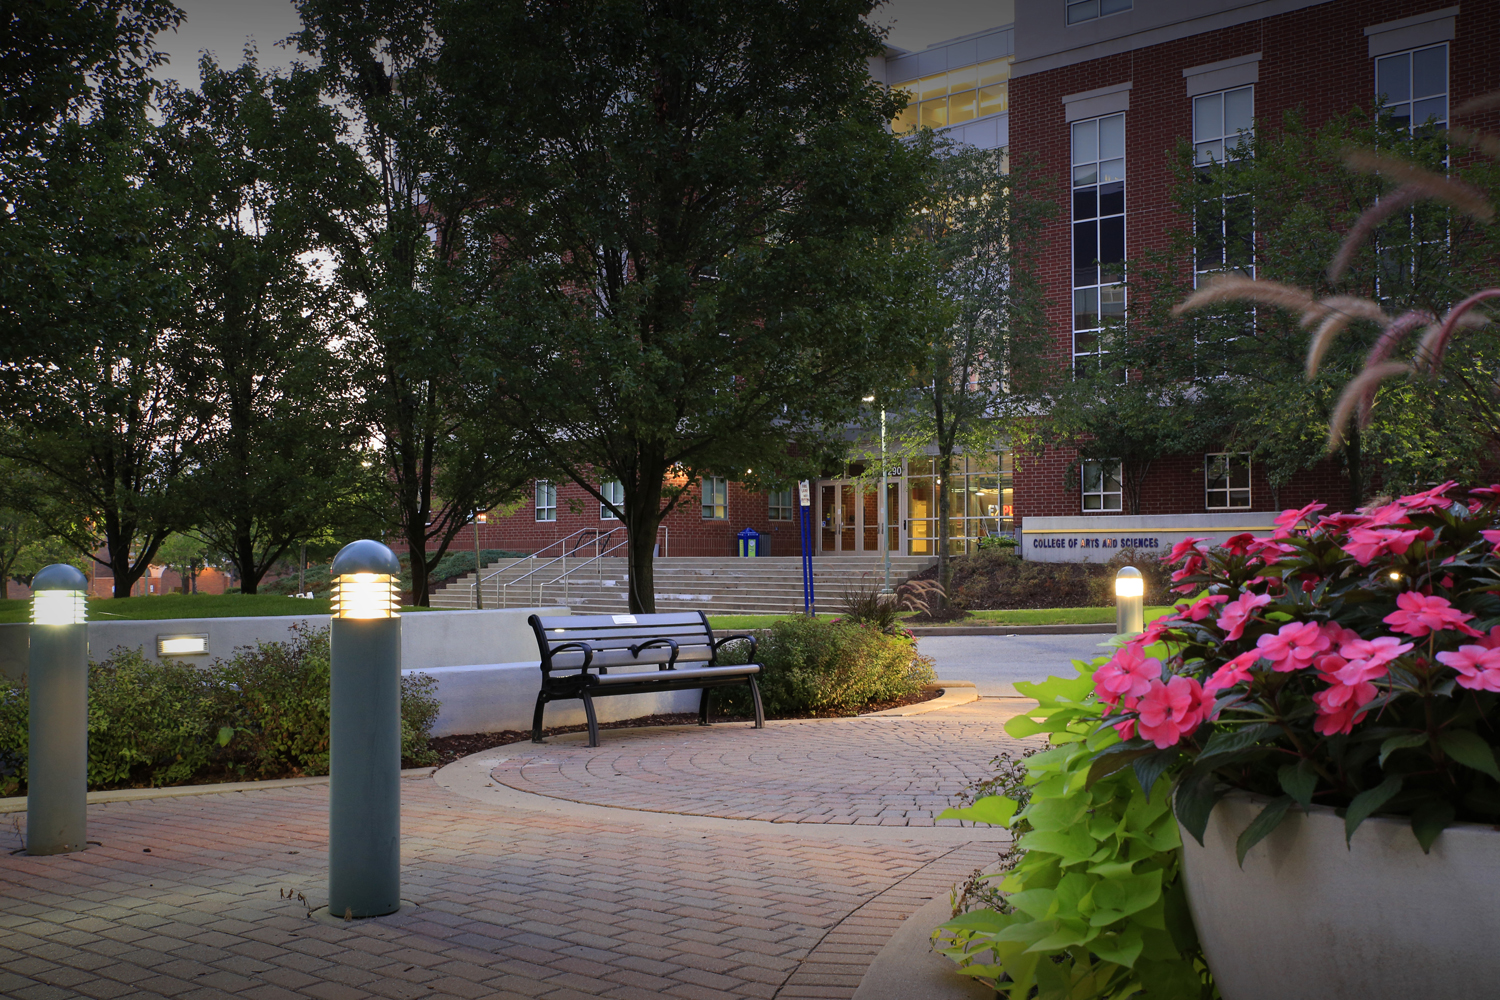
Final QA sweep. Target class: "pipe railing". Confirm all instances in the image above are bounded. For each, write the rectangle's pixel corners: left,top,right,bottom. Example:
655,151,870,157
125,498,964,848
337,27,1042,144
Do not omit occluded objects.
470,525,668,608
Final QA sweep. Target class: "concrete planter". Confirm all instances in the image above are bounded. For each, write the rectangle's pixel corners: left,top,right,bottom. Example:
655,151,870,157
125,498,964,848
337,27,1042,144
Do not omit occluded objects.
1179,793,1500,999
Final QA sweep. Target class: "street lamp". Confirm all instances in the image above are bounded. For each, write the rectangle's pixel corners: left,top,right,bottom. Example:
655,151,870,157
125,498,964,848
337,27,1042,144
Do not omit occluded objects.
864,395,892,594
328,539,402,918
27,563,89,856
473,511,489,610
1115,565,1144,636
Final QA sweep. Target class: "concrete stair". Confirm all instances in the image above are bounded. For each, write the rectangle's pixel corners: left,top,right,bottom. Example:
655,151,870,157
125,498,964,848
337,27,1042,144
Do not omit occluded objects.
429,555,936,615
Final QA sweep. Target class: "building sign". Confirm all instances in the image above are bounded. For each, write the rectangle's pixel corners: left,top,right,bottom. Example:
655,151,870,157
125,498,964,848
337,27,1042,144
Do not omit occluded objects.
1021,513,1280,563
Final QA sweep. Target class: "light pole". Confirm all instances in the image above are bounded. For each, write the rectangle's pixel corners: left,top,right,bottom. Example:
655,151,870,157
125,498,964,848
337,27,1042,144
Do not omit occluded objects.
864,395,892,594
328,539,402,918
27,564,89,856
473,511,488,610
1115,565,1144,636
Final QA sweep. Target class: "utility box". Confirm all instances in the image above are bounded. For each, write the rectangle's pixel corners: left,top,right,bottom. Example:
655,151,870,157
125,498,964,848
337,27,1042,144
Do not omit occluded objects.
737,528,761,557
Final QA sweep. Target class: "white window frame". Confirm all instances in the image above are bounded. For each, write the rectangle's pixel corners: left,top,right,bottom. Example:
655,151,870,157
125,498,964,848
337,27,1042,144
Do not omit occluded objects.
1071,113,1126,375
1081,459,1123,512
701,477,728,520
768,488,795,521
1205,453,1252,510
1375,43,1449,135
600,479,624,520
535,480,557,522
1067,0,1132,25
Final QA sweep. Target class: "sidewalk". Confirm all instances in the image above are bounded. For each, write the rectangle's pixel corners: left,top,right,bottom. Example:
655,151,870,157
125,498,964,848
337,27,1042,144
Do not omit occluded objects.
0,701,1033,1000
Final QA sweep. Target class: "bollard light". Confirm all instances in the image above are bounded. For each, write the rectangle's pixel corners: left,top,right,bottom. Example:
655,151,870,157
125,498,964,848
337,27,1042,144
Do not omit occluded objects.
328,539,403,918
27,564,89,856
1115,565,1144,636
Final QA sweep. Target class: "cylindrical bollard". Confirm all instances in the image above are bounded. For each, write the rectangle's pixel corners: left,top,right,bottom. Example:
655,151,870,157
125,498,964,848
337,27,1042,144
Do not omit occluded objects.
327,539,403,918
27,564,90,856
1115,565,1144,636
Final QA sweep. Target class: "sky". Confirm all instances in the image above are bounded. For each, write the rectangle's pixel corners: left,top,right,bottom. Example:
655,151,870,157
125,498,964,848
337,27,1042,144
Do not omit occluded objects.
149,0,1011,84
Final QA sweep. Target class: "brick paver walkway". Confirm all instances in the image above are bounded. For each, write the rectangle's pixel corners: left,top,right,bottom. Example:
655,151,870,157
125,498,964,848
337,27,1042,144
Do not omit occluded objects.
0,702,1026,1000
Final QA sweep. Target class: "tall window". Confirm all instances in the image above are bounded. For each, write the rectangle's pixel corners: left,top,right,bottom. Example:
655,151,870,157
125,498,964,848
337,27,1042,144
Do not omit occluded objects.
1067,0,1131,25
769,489,795,521
890,58,1012,133
535,481,557,521
1205,453,1251,509
1072,114,1125,373
1376,44,1448,134
701,477,727,520
1081,459,1122,512
1192,87,1255,369
600,480,624,519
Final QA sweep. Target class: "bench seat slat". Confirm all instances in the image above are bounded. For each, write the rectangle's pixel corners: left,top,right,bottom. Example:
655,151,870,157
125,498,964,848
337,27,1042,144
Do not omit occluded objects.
592,664,760,684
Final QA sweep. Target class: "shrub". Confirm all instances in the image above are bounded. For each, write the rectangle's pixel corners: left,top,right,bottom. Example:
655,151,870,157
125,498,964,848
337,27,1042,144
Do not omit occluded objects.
976,534,1018,552
902,547,1171,610
212,623,333,777
717,616,934,715
837,583,905,634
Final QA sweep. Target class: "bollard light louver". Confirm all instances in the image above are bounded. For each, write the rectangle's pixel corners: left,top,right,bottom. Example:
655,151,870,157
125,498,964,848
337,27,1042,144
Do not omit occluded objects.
27,563,90,856
1115,564,1144,636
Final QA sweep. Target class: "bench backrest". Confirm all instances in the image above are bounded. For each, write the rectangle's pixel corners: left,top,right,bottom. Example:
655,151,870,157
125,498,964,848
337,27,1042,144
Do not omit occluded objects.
529,611,717,674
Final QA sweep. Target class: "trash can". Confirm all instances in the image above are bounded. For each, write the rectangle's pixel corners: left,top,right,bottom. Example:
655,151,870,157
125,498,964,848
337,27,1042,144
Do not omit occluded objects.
737,528,760,557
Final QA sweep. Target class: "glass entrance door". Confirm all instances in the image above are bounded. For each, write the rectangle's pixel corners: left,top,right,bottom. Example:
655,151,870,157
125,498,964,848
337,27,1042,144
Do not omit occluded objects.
817,477,902,554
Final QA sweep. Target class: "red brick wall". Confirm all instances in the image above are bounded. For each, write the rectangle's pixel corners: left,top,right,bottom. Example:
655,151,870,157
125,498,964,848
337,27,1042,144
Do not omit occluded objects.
1011,0,1500,519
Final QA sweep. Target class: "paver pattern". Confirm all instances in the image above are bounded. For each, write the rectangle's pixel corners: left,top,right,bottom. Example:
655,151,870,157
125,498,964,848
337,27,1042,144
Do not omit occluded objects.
491,711,1034,826
0,703,1023,1000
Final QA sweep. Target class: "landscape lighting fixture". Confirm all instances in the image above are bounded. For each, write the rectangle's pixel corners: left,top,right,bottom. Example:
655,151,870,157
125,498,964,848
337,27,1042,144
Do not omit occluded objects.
33,583,86,626
157,634,208,656
333,570,398,619
1115,565,1144,635
27,563,90,856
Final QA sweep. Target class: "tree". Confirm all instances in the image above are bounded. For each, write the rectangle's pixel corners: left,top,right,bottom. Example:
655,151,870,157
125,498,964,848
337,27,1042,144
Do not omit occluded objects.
877,142,1053,599
292,0,541,606
154,53,375,594
432,0,931,612
154,531,209,593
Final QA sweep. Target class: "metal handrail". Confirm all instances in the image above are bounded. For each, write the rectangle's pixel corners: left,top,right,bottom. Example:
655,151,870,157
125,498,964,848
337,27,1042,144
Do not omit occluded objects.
470,524,669,608
530,525,669,608
469,526,612,608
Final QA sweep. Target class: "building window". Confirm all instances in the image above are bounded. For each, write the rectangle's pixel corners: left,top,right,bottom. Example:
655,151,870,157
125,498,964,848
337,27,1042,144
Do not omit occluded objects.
600,479,624,520
535,481,557,521
769,489,795,521
907,453,1015,554
1205,453,1251,509
1067,0,1131,25
1072,113,1125,374
1376,44,1448,134
890,57,1013,133
701,477,727,520
1192,86,1256,370
1081,459,1123,512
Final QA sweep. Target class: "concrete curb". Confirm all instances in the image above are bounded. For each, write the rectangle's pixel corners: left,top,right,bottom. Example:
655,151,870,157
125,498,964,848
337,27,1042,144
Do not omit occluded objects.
862,681,979,717
0,768,437,815
909,622,1115,636
853,893,993,1000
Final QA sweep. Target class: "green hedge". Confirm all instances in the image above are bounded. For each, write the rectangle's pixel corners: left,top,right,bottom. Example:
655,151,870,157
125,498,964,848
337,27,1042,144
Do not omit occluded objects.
715,616,935,715
0,625,439,796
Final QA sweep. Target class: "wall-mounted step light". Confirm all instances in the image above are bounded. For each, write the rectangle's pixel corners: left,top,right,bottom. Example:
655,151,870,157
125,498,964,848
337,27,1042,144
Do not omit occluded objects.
157,634,209,657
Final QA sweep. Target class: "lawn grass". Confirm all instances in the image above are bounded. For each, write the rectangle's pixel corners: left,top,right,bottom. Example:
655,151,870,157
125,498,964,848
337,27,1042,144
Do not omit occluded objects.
0,592,440,624
706,613,838,630
706,607,1175,630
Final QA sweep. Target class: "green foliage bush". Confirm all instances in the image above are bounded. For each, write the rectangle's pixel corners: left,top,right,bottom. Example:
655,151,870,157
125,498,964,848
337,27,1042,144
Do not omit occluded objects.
0,624,441,795
909,547,1171,610
717,616,934,715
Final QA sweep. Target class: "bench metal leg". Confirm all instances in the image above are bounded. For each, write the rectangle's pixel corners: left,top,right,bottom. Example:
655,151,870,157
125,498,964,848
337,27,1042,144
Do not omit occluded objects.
698,687,711,727
747,675,765,729
581,692,600,747
531,692,548,743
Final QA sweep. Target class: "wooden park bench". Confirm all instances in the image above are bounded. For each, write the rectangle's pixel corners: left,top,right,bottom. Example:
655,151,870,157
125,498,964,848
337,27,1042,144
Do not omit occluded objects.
527,611,765,746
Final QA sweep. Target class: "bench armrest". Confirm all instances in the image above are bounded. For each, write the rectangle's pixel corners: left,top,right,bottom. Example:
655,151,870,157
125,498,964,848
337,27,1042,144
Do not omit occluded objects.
546,641,594,673
630,636,681,669
712,633,757,662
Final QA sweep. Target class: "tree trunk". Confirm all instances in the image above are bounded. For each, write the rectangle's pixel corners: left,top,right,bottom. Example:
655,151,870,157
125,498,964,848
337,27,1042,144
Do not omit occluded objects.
937,450,953,606
407,520,431,607
625,503,659,614
236,530,261,595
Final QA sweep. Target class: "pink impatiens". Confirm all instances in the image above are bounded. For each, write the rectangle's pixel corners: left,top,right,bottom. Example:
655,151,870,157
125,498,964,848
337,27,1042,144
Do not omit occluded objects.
1341,525,1433,565
1094,644,1161,707
1255,621,1332,672
1383,591,1482,638
1134,675,1209,749
1216,591,1271,641
1437,644,1500,692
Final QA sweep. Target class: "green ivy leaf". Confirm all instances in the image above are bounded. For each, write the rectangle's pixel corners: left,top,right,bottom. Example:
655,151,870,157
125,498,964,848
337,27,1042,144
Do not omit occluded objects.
1410,798,1456,854
1378,732,1428,767
938,794,1017,827
1438,730,1500,782
1277,759,1316,809
1088,926,1144,968
1235,795,1294,867
216,726,234,747
1344,774,1403,845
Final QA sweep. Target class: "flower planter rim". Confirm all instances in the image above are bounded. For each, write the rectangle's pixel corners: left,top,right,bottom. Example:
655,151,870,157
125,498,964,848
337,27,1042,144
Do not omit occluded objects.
1209,787,1500,836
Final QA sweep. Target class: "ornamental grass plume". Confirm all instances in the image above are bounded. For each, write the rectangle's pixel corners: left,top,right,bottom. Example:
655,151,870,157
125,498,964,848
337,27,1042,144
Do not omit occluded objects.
1095,484,1500,858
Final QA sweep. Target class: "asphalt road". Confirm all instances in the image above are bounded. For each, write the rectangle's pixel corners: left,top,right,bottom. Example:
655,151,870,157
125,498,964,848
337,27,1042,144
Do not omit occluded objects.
917,633,1116,697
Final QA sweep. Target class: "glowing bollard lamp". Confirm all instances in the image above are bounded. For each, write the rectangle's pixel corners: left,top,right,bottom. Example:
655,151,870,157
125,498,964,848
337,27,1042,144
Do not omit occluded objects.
1115,565,1144,636
328,540,402,918
27,564,89,856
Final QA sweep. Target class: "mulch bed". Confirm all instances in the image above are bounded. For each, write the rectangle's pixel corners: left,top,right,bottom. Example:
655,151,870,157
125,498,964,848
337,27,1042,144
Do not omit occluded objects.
421,688,943,769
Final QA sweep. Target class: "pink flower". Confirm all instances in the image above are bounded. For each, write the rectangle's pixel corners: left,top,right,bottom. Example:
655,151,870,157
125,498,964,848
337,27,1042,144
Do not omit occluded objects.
1094,645,1161,706
1246,535,1298,559
1255,620,1331,672
1275,502,1327,535
1481,529,1500,554
1204,649,1263,695
1335,636,1413,684
1168,537,1211,565
1176,594,1228,621
1471,484,1500,500
1135,675,1208,749
1222,533,1255,556
1476,625,1500,650
1341,526,1433,565
1384,592,1482,638
1114,717,1138,741
1397,481,1458,512
1322,622,1362,647
1437,644,1500,692
1312,680,1379,735
1364,503,1413,527
1316,511,1369,536
1217,592,1272,641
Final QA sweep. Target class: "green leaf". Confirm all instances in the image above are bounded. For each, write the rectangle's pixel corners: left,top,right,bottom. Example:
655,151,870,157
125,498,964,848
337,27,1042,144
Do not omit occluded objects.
1088,926,1144,968
1410,799,1456,854
1132,747,1183,802
1277,759,1316,809
1378,732,1428,767
1235,795,1294,867
1194,722,1274,769
1345,775,1403,845
216,726,234,747
1439,730,1500,782
1086,745,1153,789
938,794,1017,827
1173,770,1221,846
